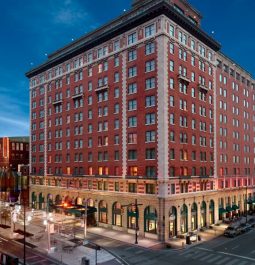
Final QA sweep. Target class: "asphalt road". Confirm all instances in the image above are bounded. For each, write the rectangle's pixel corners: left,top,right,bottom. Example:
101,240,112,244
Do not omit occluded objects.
0,235,60,265
1,224,255,265
86,229,255,265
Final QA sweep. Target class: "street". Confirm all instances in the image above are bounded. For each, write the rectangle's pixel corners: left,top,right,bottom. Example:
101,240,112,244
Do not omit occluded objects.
86,229,255,265
0,235,59,265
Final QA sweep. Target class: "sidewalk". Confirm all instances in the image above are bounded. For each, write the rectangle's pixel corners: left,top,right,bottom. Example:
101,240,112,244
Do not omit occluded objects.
87,226,162,249
0,220,122,265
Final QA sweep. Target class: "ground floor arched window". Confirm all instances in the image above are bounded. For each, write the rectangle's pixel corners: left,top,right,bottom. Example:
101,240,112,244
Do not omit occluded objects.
200,201,206,227
191,203,198,231
112,202,122,226
169,206,177,238
180,204,188,234
99,200,107,223
209,200,215,225
144,206,157,234
127,205,139,230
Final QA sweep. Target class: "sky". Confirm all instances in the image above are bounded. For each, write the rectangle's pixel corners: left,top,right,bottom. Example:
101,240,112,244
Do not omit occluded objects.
0,0,254,137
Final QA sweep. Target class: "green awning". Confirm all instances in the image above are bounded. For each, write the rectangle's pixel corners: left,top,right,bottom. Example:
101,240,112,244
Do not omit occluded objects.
67,208,82,216
219,208,227,214
226,206,233,212
128,211,139,217
99,207,107,213
145,213,157,220
232,205,239,210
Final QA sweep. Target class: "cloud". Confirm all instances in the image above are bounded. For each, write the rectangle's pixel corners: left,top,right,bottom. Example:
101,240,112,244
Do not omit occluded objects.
0,116,29,129
49,0,90,27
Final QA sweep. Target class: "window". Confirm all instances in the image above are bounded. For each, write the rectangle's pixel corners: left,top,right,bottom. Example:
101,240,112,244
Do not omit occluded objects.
169,25,175,37
114,40,120,51
128,50,137,61
145,96,156,107
145,60,155,72
128,83,137,94
128,133,137,144
128,99,137,111
128,116,137,127
169,96,174,107
128,66,137,78
178,31,187,45
145,131,156,142
146,167,156,178
114,88,120,98
128,150,137,160
169,43,174,54
145,113,156,125
169,60,174,71
146,148,156,159
146,184,155,194
128,32,137,45
114,72,120,82
169,78,174,89
145,24,155,37
170,149,175,159
146,78,156,90
145,42,155,55
170,114,175,125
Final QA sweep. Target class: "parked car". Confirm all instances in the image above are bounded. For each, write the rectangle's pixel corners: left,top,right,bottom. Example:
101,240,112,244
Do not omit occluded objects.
239,223,252,233
248,218,255,225
224,226,240,237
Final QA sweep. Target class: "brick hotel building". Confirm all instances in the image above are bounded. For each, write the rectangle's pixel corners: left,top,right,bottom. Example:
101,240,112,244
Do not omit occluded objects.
26,0,255,241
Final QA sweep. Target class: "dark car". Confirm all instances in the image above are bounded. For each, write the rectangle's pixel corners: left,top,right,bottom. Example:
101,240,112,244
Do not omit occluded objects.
239,223,252,233
224,226,240,238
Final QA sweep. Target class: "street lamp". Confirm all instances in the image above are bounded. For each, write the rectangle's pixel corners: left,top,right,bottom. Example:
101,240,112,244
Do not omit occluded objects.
122,199,142,245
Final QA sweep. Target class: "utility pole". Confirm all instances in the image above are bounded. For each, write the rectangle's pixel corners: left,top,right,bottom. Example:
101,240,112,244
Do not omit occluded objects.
84,200,87,239
135,198,138,244
122,199,142,245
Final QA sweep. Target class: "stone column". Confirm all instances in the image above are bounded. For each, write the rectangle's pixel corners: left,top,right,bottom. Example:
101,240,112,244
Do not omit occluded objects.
187,204,192,232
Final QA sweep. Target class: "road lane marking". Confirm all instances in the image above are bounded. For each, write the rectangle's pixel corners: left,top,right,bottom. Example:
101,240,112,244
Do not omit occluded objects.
215,256,231,265
218,251,255,262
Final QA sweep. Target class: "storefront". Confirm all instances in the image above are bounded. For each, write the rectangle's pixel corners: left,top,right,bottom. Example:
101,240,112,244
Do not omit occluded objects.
200,201,206,227
112,202,122,226
169,206,177,238
127,205,139,230
180,204,188,234
99,200,107,223
144,206,157,234
209,200,215,225
191,203,198,231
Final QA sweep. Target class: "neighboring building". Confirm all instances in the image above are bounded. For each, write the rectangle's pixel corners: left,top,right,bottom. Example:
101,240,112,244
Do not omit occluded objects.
26,0,255,241
0,137,29,171
0,137,29,202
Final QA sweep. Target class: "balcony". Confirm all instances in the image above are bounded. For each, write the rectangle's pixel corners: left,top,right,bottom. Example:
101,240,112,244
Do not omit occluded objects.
198,83,209,92
72,93,84,99
178,74,191,83
95,84,109,92
53,99,63,105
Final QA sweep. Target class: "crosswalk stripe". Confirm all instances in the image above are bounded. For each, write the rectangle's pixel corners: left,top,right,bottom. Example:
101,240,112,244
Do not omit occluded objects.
199,253,214,261
207,255,222,263
237,261,248,265
215,257,231,265
192,252,207,259
225,259,243,265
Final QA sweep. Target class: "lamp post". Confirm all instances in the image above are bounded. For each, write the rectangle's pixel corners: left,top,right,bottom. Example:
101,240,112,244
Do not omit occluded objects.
246,180,248,224
122,199,142,245
83,199,88,240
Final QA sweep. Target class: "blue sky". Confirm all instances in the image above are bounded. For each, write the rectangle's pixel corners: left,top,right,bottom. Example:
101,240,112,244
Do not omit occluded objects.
0,0,254,137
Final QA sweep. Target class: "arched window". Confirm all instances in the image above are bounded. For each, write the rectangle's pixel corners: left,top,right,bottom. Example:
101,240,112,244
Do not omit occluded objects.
112,202,122,226
200,201,207,227
144,206,157,234
169,206,177,238
180,204,188,233
99,200,107,223
191,203,198,230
